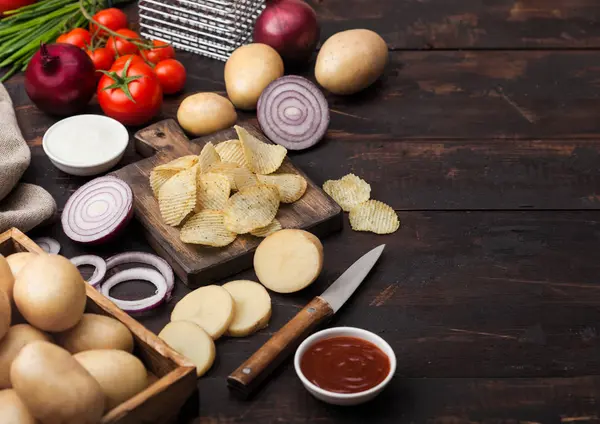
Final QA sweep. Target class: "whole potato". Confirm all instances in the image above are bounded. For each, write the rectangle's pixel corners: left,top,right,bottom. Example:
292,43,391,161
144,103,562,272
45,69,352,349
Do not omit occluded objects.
315,29,388,95
0,289,10,341
14,254,86,332
10,341,105,424
0,389,39,424
56,313,134,354
0,324,52,389
225,43,284,110
0,255,15,301
177,92,237,136
74,349,147,411
6,253,37,280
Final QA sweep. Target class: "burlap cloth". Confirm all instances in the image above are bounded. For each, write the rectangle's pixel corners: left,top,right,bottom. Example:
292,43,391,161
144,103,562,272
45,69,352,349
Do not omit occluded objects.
0,83,56,233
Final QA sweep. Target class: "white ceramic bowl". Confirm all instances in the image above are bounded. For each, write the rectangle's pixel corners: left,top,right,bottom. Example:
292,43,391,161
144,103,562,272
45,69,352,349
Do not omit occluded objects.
42,114,128,176
294,327,396,406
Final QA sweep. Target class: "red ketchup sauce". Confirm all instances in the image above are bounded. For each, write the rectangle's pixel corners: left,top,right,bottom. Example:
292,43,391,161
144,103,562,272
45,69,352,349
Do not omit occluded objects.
300,336,390,394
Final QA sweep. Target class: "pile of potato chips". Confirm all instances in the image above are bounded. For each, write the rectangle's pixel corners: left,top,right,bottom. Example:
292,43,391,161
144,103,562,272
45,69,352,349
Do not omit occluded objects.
323,174,399,234
150,125,308,247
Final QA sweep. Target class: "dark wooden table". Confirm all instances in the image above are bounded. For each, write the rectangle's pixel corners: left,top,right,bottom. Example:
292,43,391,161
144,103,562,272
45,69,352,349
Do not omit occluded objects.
6,1,600,422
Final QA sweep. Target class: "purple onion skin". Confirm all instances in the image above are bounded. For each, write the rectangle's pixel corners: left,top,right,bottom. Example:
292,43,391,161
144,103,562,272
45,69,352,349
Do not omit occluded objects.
253,0,320,67
25,43,96,116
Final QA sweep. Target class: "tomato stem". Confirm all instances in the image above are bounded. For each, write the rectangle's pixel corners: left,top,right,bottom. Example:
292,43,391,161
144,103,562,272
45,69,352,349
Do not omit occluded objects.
99,56,141,103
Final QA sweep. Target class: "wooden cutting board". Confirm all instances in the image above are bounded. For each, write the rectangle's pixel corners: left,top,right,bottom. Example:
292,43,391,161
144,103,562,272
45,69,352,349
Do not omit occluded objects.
112,119,343,288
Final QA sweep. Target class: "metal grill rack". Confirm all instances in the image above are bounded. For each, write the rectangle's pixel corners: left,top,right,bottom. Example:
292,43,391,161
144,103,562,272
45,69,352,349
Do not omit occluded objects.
138,0,265,61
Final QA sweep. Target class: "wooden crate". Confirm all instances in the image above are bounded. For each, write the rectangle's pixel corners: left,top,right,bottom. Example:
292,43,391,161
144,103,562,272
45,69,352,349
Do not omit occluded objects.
0,228,198,424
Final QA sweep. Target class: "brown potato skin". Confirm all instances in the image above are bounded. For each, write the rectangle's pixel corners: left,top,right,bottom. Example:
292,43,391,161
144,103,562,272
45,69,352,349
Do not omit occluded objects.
177,92,237,136
55,314,134,354
10,341,105,424
0,389,39,424
0,324,52,389
13,255,86,332
315,29,388,95
0,255,15,301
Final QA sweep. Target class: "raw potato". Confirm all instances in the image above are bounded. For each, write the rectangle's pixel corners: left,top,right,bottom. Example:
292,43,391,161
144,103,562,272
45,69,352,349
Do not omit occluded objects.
0,389,39,424
0,254,15,300
74,349,148,411
254,229,324,293
177,92,237,136
13,254,86,332
55,313,134,354
0,289,9,341
171,285,234,340
0,324,52,389
10,341,105,424
315,29,388,95
225,43,284,110
223,280,271,337
159,321,215,377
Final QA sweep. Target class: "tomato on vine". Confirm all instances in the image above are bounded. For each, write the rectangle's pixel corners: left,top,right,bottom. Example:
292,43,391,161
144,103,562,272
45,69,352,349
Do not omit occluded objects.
57,28,92,49
89,8,128,37
87,47,114,74
155,59,186,94
106,29,140,57
141,40,175,64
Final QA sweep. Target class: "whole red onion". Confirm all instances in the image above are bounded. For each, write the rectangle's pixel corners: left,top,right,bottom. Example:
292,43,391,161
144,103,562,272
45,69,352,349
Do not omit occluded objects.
253,0,320,67
25,43,96,116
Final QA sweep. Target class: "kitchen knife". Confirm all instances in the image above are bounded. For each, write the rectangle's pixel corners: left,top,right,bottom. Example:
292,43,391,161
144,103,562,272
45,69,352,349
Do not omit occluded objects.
227,244,385,397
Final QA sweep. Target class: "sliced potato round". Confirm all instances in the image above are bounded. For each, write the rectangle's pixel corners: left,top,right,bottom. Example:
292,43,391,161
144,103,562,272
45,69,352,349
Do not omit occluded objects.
223,280,271,337
159,321,215,377
254,229,323,293
170,285,235,340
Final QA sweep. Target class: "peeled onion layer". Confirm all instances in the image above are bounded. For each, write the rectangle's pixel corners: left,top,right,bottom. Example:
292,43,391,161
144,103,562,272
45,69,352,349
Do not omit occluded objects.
61,176,133,244
70,255,106,288
33,237,60,254
257,75,330,151
101,267,168,313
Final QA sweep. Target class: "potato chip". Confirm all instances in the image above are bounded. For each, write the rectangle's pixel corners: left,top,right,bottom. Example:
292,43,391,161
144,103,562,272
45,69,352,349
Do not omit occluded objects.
215,139,248,167
323,173,371,212
198,142,221,173
180,210,237,247
158,164,198,226
235,125,287,175
349,200,399,234
207,162,257,191
150,168,178,198
154,155,198,172
257,174,307,203
250,219,282,237
195,173,231,212
223,184,280,234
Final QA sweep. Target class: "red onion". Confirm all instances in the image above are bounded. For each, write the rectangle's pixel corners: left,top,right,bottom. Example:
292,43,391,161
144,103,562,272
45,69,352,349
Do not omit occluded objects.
253,0,320,66
100,268,168,313
105,252,175,301
257,75,329,150
70,255,106,288
33,237,60,254
25,43,96,116
62,176,134,244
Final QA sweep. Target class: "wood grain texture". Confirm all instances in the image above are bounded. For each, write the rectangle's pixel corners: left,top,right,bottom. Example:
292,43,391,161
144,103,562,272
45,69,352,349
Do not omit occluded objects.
228,296,334,397
112,119,342,287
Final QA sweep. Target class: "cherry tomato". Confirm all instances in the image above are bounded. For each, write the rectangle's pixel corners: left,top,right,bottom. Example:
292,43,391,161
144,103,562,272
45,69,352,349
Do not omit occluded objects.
98,58,163,126
89,8,128,37
87,47,114,75
110,54,147,70
154,59,186,94
58,28,92,49
0,0,36,15
141,40,175,65
106,29,140,57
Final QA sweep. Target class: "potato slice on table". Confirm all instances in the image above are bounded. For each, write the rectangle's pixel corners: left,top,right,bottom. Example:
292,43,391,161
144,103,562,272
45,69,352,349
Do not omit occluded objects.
235,125,287,175
171,285,235,340
254,229,324,293
159,321,215,377
257,174,307,203
223,280,272,337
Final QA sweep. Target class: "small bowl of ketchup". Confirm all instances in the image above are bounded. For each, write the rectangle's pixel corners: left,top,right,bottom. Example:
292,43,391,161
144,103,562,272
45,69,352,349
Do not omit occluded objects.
294,327,396,406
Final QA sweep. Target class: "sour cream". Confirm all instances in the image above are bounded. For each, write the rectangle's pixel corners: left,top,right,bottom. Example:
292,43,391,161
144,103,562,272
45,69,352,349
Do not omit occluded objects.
43,115,128,176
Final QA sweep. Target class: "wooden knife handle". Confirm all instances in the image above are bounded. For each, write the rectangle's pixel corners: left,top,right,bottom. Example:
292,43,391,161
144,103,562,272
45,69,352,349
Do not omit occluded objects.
227,296,334,397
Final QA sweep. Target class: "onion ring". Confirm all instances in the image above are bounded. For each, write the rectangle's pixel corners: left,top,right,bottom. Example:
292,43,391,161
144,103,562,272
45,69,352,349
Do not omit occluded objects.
101,268,168,313
33,237,60,254
70,255,106,288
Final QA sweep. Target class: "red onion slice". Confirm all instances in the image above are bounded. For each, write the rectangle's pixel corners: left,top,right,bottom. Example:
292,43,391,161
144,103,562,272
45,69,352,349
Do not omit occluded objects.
34,237,60,254
101,268,168,313
105,252,175,301
62,176,134,244
70,255,106,288
257,75,330,151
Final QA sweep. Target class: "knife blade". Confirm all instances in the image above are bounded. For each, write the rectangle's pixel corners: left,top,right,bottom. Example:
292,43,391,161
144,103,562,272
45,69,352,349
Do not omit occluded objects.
227,244,385,397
